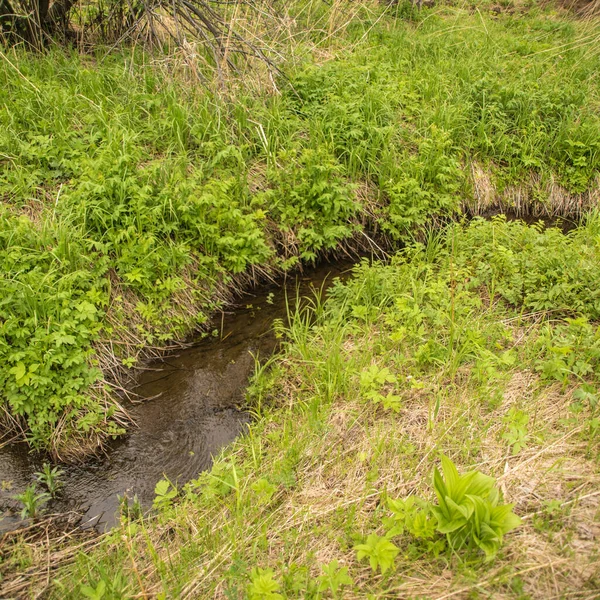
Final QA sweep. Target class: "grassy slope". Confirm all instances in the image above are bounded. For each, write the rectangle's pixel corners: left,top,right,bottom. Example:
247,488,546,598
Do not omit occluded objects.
5,216,600,598
1,2,600,457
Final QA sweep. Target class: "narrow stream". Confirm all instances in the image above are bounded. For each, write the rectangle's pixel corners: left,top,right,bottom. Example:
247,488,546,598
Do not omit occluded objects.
0,260,355,533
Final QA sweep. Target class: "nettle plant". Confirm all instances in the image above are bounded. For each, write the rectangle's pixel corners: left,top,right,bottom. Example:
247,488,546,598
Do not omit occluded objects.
0,210,114,450
257,146,358,262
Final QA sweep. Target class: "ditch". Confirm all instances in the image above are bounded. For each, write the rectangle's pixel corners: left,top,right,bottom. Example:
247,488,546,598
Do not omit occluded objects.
0,259,357,533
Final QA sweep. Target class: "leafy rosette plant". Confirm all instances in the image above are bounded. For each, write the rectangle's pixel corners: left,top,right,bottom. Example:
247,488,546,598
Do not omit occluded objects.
430,455,521,561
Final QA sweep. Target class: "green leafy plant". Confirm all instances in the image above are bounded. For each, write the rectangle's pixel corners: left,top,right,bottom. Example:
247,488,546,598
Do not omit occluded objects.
572,384,599,414
34,463,64,497
354,533,399,574
360,365,397,390
190,461,241,503
501,408,530,455
153,479,178,510
250,478,277,505
383,496,443,558
118,493,143,521
317,559,353,598
14,484,50,520
429,455,521,561
247,567,283,600
80,581,106,600
383,496,422,538
359,365,400,411
384,457,520,561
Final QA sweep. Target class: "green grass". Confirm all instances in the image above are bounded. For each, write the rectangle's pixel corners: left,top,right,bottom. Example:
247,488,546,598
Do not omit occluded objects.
4,214,599,598
1,1,600,456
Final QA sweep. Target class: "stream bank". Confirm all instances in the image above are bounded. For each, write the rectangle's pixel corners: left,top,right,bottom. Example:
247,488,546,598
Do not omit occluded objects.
0,260,356,533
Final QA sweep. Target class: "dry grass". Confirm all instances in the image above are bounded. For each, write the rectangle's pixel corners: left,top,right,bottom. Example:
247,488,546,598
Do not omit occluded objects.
0,514,98,599
557,0,600,18
249,366,600,598
466,163,600,220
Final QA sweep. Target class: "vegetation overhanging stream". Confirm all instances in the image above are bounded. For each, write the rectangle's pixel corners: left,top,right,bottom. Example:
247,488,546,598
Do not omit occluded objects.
0,213,573,534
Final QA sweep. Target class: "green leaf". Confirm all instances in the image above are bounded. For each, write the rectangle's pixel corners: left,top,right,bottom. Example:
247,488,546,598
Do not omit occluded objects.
354,533,399,574
317,559,353,595
248,567,283,600
154,479,171,497
10,362,28,385
80,581,106,600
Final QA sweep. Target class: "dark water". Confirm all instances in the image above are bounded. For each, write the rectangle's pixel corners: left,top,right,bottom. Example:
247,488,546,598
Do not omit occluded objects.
0,261,355,533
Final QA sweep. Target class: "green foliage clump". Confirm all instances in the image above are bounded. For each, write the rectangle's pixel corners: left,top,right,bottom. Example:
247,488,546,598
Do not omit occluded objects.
35,463,64,497
317,560,353,598
354,533,400,574
454,216,600,318
14,483,50,520
248,567,283,600
0,208,112,448
380,457,521,563
257,147,358,261
153,479,178,510
429,456,521,561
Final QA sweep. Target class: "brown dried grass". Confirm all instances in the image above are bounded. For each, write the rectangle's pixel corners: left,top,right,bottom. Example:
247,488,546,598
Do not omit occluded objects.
465,163,599,220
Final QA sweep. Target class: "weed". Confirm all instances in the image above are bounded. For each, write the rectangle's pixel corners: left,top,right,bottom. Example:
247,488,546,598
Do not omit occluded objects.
34,463,64,497
14,483,50,520
354,533,400,574
118,493,143,522
248,567,283,600
381,457,520,563
250,478,277,505
80,581,106,600
317,560,353,599
152,479,177,510
502,408,530,455
429,456,521,561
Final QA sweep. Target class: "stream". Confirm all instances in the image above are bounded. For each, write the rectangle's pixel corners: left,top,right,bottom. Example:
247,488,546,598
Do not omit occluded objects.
0,260,355,533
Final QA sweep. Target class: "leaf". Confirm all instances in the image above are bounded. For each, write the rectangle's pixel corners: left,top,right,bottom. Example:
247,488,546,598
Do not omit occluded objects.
440,455,461,492
10,362,27,384
491,503,522,533
317,559,353,594
354,534,399,574
251,478,277,504
248,567,283,600
154,479,171,497
153,479,177,508
76,301,98,321
465,471,496,499
80,581,106,599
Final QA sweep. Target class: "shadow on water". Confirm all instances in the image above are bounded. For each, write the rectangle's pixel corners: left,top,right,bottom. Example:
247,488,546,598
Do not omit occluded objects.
0,260,357,532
